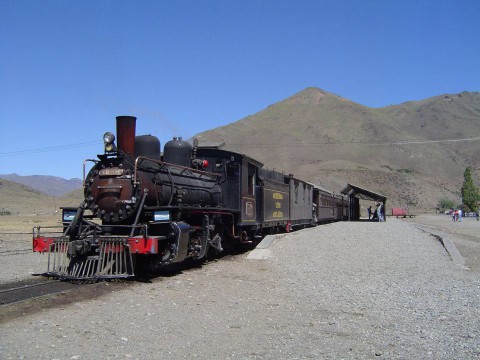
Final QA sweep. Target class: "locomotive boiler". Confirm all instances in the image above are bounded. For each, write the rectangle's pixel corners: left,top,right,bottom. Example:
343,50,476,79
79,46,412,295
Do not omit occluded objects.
84,117,222,225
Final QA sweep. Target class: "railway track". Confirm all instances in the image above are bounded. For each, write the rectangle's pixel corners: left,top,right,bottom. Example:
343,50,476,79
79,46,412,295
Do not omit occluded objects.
0,232,35,256
0,278,132,323
0,248,31,256
0,279,79,306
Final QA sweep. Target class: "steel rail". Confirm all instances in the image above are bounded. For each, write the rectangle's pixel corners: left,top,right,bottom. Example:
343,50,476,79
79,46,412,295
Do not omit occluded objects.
0,280,61,295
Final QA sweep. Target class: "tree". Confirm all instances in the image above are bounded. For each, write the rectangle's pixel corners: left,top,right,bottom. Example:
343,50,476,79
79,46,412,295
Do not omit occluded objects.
461,167,479,212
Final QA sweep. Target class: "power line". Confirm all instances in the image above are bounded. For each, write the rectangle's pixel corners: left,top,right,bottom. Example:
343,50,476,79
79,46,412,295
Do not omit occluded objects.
387,137,480,145
223,137,480,147
1,136,478,157
0,141,102,157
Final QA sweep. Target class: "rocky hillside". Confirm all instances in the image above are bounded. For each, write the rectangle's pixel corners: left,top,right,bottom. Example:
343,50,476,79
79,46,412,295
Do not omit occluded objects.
0,179,83,215
0,174,82,197
194,88,480,211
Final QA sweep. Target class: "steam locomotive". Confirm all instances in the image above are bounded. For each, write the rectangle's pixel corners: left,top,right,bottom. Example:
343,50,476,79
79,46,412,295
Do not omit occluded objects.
33,116,347,280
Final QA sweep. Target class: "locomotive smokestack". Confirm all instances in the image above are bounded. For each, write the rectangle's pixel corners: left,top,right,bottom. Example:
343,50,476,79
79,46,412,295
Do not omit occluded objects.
116,116,136,158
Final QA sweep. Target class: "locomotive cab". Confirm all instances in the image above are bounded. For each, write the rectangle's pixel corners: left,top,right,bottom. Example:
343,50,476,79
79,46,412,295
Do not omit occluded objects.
195,147,262,225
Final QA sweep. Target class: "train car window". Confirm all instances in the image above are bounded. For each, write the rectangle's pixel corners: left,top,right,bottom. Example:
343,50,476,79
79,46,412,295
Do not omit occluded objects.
211,159,224,174
227,162,240,179
294,182,299,204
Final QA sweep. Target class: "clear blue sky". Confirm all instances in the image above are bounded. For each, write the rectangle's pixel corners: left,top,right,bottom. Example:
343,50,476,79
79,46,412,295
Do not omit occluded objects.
1,0,479,179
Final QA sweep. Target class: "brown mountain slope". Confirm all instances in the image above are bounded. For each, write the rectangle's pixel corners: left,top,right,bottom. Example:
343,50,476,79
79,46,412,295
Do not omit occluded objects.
0,179,83,215
195,88,480,210
0,174,82,197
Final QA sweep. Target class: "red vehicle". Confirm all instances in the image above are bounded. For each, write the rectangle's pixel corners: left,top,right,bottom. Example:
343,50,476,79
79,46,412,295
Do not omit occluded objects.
391,208,415,218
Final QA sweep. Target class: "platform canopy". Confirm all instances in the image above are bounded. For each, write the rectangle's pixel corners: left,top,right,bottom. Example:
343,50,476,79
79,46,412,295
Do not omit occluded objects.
341,183,387,202
341,184,388,221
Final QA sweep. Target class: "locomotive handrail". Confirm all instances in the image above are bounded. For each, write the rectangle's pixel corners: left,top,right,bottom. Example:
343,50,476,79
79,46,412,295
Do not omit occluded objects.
34,223,145,238
33,225,64,237
133,156,221,186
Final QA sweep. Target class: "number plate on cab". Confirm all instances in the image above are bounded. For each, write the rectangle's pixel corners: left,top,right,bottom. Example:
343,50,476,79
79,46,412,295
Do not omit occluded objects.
99,168,124,176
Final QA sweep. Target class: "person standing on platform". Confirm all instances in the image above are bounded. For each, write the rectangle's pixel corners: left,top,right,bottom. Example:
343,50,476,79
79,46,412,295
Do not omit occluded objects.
377,203,383,222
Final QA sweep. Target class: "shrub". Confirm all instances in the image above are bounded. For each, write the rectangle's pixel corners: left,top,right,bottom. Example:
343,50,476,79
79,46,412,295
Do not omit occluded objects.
437,197,455,210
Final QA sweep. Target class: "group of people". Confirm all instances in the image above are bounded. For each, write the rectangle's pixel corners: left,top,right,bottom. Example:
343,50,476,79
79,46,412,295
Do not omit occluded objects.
451,209,463,222
367,203,384,222
450,209,480,222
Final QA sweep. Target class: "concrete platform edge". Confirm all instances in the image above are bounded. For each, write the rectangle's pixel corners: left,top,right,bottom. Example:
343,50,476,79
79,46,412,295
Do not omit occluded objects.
414,224,468,270
247,234,279,260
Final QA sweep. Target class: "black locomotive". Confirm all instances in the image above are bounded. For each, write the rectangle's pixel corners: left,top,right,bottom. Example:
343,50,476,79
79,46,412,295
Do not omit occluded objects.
33,116,346,280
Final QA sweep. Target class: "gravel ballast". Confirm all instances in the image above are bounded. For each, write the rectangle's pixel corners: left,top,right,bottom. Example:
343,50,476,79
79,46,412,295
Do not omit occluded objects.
1,218,479,359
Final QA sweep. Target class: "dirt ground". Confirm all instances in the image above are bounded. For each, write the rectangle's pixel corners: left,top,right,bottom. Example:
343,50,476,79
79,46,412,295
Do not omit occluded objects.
2,218,480,359
0,214,62,233
399,213,480,271
1,215,480,358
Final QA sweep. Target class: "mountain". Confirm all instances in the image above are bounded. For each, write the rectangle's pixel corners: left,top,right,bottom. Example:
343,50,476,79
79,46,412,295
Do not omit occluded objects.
2,88,477,212
0,174,83,197
0,179,83,215
194,88,480,210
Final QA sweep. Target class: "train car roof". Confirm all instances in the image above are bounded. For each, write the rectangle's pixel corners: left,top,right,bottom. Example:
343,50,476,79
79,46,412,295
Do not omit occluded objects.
196,146,264,167
305,181,338,195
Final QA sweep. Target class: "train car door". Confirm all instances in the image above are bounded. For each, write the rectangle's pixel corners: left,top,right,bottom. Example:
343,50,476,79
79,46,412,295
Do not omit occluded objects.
240,161,257,224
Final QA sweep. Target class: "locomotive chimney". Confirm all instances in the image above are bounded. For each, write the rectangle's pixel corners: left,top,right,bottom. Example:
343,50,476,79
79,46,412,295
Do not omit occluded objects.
116,116,136,158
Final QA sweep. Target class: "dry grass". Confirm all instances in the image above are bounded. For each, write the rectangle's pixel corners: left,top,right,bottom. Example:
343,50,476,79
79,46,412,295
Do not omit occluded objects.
0,179,83,216
0,214,62,233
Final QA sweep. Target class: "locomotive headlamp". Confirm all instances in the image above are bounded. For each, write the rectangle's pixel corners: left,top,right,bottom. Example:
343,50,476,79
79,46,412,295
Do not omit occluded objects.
103,132,116,152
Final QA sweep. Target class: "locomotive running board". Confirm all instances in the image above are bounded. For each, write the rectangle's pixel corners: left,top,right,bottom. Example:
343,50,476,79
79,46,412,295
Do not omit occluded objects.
42,237,135,280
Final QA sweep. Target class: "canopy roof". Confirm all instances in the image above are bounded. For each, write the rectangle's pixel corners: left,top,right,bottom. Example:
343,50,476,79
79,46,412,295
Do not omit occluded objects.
341,183,387,203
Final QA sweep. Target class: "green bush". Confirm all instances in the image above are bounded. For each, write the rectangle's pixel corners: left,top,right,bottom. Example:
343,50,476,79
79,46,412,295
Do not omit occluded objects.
437,198,455,210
